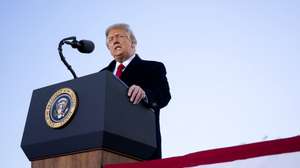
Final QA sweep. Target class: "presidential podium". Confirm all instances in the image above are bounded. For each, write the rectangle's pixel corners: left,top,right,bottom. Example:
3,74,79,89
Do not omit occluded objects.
21,70,157,168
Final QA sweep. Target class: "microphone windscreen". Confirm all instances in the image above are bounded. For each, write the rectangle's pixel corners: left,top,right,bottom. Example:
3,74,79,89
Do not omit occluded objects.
78,40,95,53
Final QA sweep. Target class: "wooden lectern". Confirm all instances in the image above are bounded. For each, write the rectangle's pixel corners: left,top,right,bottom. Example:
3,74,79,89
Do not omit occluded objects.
21,71,157,168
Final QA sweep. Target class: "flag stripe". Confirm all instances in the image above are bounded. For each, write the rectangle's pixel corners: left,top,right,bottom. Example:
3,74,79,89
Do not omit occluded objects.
104,135,300,168
187,151,300,168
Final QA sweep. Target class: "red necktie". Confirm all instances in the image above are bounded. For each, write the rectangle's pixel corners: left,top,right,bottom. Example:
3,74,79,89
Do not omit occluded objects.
116,63,125,78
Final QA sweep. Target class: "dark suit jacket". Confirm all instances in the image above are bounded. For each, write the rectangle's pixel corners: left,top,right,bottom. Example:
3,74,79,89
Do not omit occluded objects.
101,54,171,159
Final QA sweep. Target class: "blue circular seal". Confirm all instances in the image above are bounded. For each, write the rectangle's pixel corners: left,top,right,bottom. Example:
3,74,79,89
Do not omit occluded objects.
50,94,72,122
45,88,78,128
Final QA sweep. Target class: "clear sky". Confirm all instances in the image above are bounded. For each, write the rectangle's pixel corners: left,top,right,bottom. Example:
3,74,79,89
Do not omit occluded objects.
1,0,300,167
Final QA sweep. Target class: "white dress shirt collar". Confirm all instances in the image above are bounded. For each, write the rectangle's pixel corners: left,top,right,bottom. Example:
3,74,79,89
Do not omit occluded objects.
113,54,136,75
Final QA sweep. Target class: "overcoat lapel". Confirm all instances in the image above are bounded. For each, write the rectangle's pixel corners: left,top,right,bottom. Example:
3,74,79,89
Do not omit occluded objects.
120,54,142,81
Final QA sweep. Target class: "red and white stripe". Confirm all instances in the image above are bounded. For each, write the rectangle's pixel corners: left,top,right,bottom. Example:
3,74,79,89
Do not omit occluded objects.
105,135,300,168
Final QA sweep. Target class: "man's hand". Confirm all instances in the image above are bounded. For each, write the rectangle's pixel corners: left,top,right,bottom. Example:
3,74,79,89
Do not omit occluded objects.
128,85,146,104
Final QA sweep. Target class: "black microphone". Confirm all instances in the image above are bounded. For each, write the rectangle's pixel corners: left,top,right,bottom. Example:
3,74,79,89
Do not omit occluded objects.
65,39,95,53
58,36,95,79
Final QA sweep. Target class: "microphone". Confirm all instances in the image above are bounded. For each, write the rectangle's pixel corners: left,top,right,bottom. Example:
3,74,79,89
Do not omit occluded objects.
58,36,95,79
64,38,95,53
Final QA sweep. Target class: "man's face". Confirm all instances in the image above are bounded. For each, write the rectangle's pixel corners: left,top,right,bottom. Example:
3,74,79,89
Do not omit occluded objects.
106,28,135,63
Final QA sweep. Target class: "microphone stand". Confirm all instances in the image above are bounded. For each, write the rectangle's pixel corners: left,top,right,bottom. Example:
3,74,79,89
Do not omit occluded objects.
58,36,78,79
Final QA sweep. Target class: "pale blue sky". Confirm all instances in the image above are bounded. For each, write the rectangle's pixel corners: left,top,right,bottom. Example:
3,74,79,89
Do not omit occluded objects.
1,0,300,167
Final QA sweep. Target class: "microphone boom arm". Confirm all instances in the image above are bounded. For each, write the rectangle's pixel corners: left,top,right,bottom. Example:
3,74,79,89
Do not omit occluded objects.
58,36,78,79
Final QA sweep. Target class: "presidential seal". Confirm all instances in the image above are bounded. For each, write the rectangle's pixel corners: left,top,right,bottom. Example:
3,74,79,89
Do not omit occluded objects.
45,88,78,128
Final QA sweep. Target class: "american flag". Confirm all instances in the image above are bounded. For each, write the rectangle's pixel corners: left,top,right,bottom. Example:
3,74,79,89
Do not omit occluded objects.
105,135,300,168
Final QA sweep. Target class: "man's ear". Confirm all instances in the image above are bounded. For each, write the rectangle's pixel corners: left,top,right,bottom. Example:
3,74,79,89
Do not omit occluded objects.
131,42,136,49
